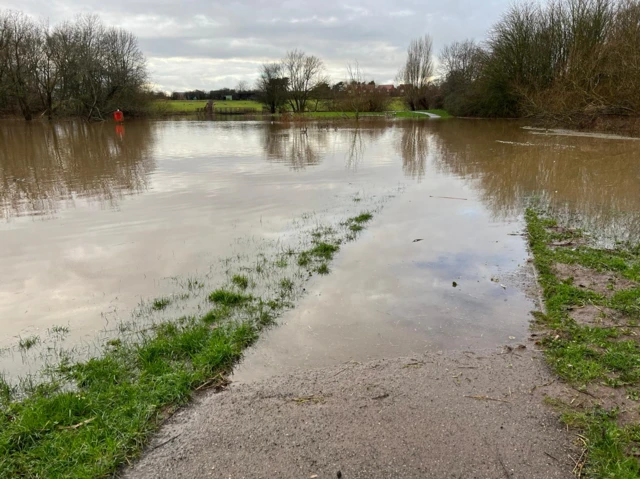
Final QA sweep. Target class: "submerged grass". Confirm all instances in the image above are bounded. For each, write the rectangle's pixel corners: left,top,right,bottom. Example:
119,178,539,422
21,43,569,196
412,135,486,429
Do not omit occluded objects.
18,336,40,351
231,274,250,290
208,289,253,306
526,209,640,478
308,242,340,261
0,209,379,477
151,297,171,311
0,318,257,478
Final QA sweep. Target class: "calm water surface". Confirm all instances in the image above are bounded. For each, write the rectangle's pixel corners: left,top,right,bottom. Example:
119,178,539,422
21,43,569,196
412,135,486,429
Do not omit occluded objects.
1,118,639,379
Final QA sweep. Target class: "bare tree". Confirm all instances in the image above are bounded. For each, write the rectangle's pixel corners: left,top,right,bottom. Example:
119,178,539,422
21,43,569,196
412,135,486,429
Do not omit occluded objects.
282,49,325,113
345,61,367,120
235,80,248,93
439,40,484,83
0,10,148,120
256,62,288,114
76,16,147,120
0,13,11,107
1,11,41,120
397,35,434,110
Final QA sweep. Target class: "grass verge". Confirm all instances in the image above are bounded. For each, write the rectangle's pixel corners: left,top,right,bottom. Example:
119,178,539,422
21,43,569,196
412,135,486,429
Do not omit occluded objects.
395,109,452,119
526,209,640,478
0,210,377,478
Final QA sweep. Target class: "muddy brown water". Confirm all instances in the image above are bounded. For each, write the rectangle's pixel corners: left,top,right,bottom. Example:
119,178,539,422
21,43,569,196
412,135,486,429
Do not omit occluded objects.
1,118,639,380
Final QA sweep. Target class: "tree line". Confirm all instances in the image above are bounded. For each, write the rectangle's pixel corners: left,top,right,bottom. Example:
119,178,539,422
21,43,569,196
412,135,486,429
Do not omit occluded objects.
5,0,639,125
437,0,640,124
255,50,397,115
253,0,640,125
0,10,148,121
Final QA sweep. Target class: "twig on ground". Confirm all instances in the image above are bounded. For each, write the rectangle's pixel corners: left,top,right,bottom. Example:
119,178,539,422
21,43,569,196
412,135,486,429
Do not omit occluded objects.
464,395,509,403
372,393,389,400
58,417,96,430
149,434,182,452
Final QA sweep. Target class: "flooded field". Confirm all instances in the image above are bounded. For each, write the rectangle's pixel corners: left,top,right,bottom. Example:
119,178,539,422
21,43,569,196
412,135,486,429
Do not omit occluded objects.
1,118,639,379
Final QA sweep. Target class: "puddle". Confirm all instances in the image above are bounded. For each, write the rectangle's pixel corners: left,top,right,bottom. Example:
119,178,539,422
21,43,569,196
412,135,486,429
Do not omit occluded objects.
1,118,639,379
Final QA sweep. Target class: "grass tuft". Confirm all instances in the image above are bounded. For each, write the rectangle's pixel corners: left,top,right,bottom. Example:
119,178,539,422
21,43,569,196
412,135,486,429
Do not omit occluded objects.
280,278,294,294
309,242,340,261
208,289,253,307
350,212,373,224
231,274,250,290
316,263,330,275
18,336,40,351
151,297,171,311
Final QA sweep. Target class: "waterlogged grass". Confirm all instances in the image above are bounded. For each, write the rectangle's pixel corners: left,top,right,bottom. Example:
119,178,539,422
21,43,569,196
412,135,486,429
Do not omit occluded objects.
0,318,258,478
350,212,373,224
526,210,640,478
208,289,253,306
275,257,289,268
151,297,171,311
308,242,340,260
0,209,379,477
344,212,374,233
18,336,40,351
280,278,294,294
231,274,250,290
316,263,330,275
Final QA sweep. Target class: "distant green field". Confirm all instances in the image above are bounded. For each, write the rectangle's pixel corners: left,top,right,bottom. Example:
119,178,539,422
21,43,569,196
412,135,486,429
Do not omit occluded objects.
301,111,386,119
152,99,451,119
155,100,263,113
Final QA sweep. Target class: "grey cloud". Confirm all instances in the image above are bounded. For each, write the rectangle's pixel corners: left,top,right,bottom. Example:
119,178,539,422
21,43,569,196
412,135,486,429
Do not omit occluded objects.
8,0,511,91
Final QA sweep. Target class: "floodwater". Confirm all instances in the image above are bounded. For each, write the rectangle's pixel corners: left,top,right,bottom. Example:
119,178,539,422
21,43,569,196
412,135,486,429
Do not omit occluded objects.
1,118,639,379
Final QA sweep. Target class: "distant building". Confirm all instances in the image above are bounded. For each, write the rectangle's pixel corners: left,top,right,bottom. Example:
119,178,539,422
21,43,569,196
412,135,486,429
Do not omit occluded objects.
376,84,395,95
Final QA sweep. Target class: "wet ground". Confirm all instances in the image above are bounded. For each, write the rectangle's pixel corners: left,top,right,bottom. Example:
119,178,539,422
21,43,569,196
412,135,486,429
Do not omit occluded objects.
1,118,640,379
125,349,575,479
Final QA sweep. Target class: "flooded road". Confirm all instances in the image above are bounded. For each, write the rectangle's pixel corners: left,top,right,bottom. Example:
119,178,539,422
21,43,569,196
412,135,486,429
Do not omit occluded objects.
1,118,639,379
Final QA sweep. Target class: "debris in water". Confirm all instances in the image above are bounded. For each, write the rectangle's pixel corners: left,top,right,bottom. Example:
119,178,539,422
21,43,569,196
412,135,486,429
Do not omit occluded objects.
452,281,458,287
429,195,468,201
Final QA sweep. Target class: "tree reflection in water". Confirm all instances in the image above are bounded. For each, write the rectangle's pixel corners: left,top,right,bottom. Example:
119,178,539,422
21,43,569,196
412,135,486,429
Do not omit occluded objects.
0,121,155,220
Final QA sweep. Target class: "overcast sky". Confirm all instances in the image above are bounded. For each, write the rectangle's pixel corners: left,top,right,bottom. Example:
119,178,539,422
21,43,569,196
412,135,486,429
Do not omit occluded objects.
7,0,512,92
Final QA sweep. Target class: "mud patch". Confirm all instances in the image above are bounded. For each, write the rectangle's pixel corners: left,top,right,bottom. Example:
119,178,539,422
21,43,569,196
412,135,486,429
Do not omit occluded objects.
536,381,640,428
554,263,637,298
568,304,622,327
